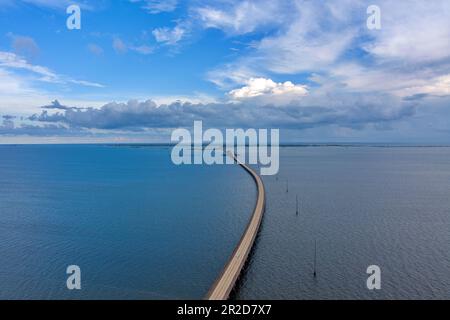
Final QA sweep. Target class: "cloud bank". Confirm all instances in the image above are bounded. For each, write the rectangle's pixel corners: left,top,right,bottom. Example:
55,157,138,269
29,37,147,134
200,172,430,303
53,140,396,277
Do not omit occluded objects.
18,92,415,137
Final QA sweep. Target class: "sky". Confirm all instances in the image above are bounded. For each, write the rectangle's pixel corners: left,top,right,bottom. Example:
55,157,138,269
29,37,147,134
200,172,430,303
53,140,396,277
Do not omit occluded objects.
0,0,449,143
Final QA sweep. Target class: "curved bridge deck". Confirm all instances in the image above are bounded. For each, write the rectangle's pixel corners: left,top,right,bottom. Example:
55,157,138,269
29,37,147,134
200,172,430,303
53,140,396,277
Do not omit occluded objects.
206,152,266,300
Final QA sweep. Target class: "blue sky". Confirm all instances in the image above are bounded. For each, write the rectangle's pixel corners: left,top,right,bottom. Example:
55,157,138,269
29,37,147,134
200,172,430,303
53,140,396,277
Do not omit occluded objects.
0,0,449,143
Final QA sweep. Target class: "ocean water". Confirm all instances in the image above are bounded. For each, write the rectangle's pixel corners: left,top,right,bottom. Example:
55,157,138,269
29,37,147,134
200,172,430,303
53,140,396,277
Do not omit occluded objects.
0,145,255,299
1,145,450,299
237,146,450,299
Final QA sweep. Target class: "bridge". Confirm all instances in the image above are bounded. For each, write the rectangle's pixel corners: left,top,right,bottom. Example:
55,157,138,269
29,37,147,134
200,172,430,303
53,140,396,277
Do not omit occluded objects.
206,152,266,300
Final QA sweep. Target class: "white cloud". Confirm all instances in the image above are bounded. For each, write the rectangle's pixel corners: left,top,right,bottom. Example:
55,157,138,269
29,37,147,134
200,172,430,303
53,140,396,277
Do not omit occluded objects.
363,0,450,63
205,1,357,86
0,51,58,82
0,63,58,116
130,0,177,14
401,74,450,97
204,0,450,103
229,78,308,99
207,64,261,89
329,61,450,98
130,45,153,55
0,51,104,87
196,0,288,35
69,79,104,88
254,0,359,74
0,67,106,116
152,26,185,45
0,68,29,95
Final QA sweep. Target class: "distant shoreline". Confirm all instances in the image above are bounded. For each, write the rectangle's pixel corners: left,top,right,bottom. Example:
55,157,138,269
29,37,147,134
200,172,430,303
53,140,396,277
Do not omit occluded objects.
1,143,450,148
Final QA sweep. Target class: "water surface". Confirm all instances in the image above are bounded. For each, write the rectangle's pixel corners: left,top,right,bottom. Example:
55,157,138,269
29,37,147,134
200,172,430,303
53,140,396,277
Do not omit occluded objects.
0,145,255,299
1,145,449,299
237,147,450,299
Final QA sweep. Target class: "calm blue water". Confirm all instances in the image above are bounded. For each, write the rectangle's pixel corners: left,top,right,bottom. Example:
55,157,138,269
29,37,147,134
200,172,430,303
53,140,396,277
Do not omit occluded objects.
237,146,450,299
1,145,450,299
0,145,255,299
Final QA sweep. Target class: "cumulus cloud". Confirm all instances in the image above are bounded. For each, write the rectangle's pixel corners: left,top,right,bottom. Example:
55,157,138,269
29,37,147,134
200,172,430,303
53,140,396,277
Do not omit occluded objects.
25,93,416,133
229,78,308,99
